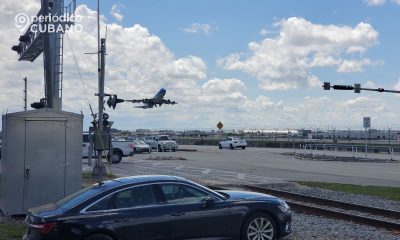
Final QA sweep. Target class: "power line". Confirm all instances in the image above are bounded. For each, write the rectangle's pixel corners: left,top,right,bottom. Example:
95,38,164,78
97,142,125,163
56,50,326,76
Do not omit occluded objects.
65,32,94,114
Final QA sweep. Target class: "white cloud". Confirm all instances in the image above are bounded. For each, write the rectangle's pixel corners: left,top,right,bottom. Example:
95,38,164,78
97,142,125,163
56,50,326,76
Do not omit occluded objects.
110,3,124,21
259,28,276,36
365,0,400,5
394,78,400,90
364,81,376,88
365,0,386,6
218,17,379,91
181,23,213,35
337,59,382,72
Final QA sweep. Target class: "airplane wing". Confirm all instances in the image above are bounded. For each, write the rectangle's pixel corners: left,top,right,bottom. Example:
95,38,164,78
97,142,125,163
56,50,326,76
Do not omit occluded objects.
161,99,178,105
125,98,152,104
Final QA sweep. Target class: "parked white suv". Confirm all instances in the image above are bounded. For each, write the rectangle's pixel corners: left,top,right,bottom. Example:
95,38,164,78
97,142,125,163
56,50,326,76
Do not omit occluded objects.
147,135,178,152
219,137,247,150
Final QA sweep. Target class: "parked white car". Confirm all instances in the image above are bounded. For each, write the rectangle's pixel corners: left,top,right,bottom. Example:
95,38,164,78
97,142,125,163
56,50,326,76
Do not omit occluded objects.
146,135,178,152
132,140,152,153
219,137,247,150
82,133,135,163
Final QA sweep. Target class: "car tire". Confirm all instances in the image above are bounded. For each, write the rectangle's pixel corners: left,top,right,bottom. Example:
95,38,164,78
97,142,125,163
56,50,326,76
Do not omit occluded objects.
133,147,137,154
219,144,222,149
111,149,123,164
241,212,277,240
172,147,176,152
230,144,234,150
242,146,246,150
158,145,163,152
84,234,113,240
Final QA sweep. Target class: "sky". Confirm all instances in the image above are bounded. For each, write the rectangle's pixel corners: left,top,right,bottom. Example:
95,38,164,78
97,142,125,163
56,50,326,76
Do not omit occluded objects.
1,0,400,130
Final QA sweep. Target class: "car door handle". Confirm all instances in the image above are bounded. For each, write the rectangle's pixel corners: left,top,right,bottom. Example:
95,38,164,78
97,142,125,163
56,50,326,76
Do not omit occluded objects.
171,212,185,217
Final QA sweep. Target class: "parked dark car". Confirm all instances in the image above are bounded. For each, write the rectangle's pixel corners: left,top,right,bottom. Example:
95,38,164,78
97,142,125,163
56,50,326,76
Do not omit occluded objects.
23,175,292,240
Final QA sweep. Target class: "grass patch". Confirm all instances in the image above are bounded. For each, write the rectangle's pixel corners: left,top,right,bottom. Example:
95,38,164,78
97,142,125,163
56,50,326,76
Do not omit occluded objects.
297,181,400,202
0,222,25,240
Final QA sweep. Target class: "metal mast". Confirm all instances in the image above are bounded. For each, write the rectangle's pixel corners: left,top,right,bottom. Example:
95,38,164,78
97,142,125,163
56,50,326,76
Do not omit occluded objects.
12,0,76,110
23,77,27,111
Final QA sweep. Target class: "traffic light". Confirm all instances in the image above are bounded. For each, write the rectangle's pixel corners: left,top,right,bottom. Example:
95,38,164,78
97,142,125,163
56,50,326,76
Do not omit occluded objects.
332,85,353,90
106,95,124,109
11,45,22,54
354,84,361,93
31,98,46,109
323,82,331,90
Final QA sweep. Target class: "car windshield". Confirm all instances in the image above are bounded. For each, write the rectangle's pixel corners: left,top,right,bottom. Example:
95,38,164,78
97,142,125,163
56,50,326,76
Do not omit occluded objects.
55,184,109,210
159,136,171,141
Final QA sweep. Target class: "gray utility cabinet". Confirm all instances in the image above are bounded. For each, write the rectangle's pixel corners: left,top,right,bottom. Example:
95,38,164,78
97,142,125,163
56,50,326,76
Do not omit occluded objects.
0,109,83,215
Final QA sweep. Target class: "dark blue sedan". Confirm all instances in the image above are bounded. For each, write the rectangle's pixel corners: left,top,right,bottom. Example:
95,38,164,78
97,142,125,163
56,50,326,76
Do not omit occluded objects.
23,175,292,240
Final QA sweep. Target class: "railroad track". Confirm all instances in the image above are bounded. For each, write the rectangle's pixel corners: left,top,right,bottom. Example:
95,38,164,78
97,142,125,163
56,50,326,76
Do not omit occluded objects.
230,185,400,232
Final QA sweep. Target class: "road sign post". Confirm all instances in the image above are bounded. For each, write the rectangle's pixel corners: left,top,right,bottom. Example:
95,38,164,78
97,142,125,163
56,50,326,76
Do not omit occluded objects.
363,117,371,158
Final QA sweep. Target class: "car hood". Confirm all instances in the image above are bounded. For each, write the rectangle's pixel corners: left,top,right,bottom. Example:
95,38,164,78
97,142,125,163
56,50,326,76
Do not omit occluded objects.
218,190,280,202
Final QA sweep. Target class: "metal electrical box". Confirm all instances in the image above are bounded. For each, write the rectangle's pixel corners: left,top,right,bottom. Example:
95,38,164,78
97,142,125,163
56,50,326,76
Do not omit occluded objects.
0,109,83,215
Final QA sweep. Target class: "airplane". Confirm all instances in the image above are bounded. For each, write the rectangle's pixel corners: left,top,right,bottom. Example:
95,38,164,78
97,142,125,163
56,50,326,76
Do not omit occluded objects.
125,88,178,109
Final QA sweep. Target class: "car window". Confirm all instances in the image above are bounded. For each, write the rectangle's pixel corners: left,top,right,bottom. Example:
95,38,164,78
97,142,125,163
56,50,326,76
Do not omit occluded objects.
56,185,109,210
86,185,157,212
160,184,208,204
158,136,171,141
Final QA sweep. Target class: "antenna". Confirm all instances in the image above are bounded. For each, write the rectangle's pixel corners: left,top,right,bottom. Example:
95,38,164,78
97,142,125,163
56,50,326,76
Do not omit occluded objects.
23,77,27,111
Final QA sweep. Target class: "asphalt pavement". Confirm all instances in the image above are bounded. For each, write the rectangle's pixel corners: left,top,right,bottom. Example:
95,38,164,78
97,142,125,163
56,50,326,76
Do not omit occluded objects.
83,145,400,187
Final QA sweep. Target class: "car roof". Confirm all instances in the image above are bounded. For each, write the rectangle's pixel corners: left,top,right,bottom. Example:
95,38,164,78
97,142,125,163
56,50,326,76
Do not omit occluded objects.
99,175,187,189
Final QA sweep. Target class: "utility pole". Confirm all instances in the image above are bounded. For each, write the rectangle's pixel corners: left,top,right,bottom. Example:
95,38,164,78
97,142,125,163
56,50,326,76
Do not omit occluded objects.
23,77,27,111
92,38,107,178
92,0,107,178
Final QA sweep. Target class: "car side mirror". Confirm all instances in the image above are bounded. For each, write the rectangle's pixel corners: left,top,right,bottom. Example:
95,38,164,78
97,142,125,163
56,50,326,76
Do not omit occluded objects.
202,196,215,208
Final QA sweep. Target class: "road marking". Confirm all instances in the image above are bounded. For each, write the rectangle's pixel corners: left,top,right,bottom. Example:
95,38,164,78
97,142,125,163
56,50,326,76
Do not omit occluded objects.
237,173,246,179
135,160,144,163
202,169,212,174
175,165,185,170
152,162,162,166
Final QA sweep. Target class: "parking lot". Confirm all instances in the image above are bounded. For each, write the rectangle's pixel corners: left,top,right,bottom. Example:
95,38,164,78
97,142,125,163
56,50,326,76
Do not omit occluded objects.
84,145,400,187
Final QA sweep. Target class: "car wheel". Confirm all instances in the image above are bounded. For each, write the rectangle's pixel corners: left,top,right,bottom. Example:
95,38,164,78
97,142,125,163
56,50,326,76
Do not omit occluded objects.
84,234,113,240
219,144,222,149
242,146,246,150
172,147,176,152
111,149,123,163
158,145,163,152
241,212,277,240
230,144,234,150
133,147,137,154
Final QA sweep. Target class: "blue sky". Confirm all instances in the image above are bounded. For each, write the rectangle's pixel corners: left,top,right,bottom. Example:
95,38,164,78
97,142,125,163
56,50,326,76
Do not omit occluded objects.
2,0,400,130
83,0,400,100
